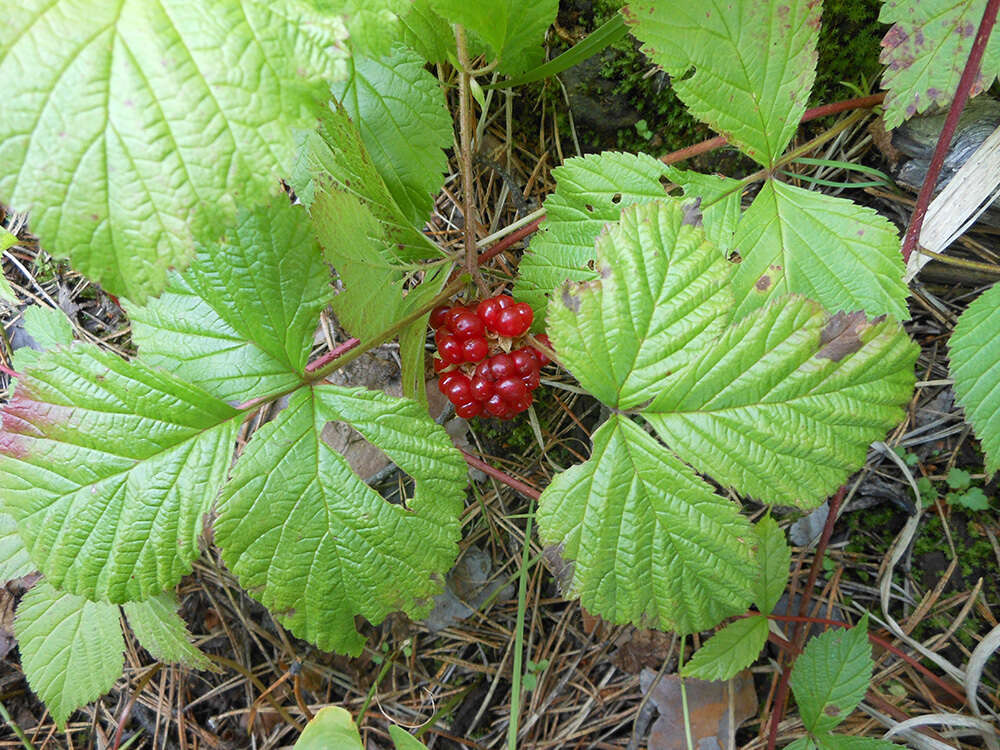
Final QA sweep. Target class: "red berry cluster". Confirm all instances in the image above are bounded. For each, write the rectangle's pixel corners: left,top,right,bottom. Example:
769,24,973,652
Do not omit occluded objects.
431,294,552,420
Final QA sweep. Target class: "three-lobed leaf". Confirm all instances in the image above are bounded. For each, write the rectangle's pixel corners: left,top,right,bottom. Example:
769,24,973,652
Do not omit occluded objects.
625,0,820,166
14,582,124,730
0,1,347,302
789,614,873,734
949,282,1000,474
215,385,466,655
536,415,755,634
129,201,333,403
0,345,242,601
879,0,1000,129
731,181,909,322
515,152,673,326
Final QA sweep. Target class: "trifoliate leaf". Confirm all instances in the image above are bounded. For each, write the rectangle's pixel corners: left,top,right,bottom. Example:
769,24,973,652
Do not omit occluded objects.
681,615,769,681
732,181,908,322
15,582,124,730
129,201,332,404
536,415,754,634
625,0,819,165
429,0,558,74
215,385,466,655
0,511,34,582
790,614,872,734
292,106,440,260
753,516,790,615
123,592,213,671
547,199,734,409
11,305,74,372
0,346,242,601
949,282,1000,474
333,46,452,228
515,152,671,323
294,706,364,750
879,0,1000,129
645,297,918,507
0,1,347,302
664,167,744,254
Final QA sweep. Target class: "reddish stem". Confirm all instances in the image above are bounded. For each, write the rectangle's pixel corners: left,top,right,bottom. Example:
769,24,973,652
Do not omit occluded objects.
478,218,544,265
900,0,1000,263
0,363,22,378
769,613,967,705
766,486,845,750
460,448,541,500
305,337,360,373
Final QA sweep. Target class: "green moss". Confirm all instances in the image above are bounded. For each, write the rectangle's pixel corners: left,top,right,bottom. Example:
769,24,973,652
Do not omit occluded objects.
812,0,885,105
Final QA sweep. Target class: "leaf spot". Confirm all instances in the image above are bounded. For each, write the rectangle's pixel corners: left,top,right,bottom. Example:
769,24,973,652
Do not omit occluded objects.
681,198,703,227
755,275,771,291
816,310,869,361
561,287,580,313
825,704,842,716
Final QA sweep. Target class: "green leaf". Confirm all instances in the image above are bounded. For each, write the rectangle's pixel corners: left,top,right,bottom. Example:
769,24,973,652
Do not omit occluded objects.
294,706,364,750
331,0,409,58
215,385,466,654
814,733,902,750
389,726,429,749
0,1,347,303
514,151,671,323
429,0,558,74
547,199,734,409
123,591,213,671
14,582,124,730
946,467,972,489
731,181,908,322
0,345,242,601
785,739,818,750
879,0,1000,129
664,167,743,254
645,297,918,507
536,415,755,634
292,105,440,260
753,516,790,615
624,0,820,165
790,613,872,734
0,229,18,304
681,614,769,681
954,486,991,510
950,282,1000,474
0,511,34,582
11,305,74,372
334,46,452,229
129,201,331,403
398,0,455,63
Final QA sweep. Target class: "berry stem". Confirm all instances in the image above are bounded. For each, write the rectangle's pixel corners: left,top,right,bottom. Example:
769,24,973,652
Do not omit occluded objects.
454,25,491,298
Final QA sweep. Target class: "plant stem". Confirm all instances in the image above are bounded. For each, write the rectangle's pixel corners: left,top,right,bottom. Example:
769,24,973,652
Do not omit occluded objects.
460,449,541,500
305,274,470,384
0,699,36,750
677,635,695,750
900,0,1000,263
455,25,490,297
506,498,535,750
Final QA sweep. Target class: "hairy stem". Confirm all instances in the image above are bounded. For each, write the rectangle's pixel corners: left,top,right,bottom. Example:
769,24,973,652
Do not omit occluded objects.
455,25,490,297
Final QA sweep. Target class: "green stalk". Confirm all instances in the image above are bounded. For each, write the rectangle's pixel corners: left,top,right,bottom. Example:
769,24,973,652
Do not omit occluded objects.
0,700,36,750
677,635,695,750
506,499,535,750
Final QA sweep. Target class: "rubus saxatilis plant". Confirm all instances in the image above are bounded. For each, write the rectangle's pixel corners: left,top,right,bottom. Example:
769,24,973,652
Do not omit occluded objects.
2,0,984,734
